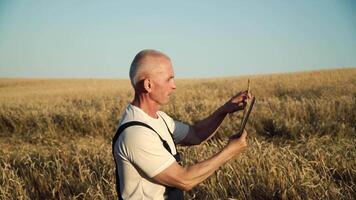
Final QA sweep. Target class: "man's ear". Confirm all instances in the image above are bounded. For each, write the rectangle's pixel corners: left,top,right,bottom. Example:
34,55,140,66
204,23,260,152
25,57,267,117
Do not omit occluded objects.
143,79,152,92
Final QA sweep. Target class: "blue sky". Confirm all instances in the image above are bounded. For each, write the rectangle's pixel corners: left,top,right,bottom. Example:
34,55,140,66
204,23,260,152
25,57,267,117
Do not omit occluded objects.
0,0,355,79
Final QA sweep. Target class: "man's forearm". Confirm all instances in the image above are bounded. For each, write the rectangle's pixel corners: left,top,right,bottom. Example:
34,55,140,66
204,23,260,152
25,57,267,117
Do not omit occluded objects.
154,131,249,191
193,106,227,142
180,145,235,190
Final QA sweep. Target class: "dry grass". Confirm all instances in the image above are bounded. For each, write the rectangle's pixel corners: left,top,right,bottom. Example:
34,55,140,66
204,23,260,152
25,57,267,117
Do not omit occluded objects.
0,68,355,199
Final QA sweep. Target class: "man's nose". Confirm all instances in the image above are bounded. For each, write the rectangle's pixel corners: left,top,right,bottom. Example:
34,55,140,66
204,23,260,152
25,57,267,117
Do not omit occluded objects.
172,80,176,90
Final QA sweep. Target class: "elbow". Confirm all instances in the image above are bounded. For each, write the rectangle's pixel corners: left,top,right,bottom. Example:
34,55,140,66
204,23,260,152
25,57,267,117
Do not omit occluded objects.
190,127,203,145
173,174,196,191
178,182,195,191
160,164,201,191
176,174,198,191
182,185,194,192
191,140,202,146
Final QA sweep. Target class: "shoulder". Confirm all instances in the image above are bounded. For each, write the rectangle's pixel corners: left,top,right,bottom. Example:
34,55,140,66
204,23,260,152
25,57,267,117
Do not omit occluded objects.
119,104,140,122
120,125,159,145
118,124,162,158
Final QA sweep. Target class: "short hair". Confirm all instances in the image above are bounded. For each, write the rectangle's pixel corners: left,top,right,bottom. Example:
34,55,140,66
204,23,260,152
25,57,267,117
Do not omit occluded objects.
129,49,170,87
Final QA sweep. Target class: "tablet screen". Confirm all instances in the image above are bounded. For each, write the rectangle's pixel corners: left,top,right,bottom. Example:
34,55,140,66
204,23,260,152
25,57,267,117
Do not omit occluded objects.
231,96,255,138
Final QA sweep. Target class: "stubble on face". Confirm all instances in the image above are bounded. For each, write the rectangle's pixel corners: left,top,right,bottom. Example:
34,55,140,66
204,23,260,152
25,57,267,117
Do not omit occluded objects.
147,58,175,105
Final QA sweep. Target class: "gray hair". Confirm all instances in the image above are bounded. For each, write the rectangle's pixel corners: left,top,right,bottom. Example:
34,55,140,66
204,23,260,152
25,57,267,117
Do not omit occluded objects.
129,49,170,87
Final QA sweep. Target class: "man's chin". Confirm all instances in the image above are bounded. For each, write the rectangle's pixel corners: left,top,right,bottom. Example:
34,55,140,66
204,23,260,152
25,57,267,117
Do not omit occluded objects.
161,98,170,105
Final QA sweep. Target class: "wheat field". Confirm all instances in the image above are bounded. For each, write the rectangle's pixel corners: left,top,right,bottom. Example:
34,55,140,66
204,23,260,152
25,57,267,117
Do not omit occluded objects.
0,68,355,199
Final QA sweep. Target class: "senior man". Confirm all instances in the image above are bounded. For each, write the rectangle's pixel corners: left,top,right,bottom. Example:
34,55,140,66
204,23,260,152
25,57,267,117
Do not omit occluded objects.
113,49,249,200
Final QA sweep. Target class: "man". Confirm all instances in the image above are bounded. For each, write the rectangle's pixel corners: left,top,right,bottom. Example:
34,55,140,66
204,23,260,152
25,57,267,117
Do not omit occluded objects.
113,49,250,200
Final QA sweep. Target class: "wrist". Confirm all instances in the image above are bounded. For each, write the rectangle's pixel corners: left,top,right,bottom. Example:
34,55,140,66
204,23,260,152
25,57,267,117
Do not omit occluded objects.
216,105,228,116
222,144,238,160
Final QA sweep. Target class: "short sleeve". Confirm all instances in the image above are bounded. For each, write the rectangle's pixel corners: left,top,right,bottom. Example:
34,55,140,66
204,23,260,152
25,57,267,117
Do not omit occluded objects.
158,112,190,143
119,126,176,178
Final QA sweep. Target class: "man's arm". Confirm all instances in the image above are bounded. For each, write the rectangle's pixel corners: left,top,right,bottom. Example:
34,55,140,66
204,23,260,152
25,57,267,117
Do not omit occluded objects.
179,91,249,146
153,130,248,191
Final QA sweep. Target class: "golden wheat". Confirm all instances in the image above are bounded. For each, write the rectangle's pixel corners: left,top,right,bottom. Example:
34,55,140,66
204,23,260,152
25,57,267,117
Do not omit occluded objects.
0,68,355,199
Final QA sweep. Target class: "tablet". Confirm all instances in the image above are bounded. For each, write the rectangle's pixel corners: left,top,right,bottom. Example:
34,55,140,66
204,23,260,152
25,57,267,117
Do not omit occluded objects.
231,96,256,138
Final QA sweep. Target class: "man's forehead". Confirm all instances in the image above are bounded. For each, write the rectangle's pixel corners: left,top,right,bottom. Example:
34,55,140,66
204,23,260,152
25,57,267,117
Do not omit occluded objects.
154,63,174,75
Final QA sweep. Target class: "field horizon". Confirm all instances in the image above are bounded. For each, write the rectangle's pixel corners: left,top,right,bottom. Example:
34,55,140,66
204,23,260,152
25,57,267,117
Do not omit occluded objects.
1,66,355,81
0,67,355,199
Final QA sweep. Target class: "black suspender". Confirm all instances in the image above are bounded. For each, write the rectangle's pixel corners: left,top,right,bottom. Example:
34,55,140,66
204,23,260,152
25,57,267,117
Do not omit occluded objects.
112,117,183,200
113,121,177,154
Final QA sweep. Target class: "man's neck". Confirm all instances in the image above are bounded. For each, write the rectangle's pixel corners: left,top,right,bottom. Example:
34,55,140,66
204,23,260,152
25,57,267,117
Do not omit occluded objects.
132,94,160,119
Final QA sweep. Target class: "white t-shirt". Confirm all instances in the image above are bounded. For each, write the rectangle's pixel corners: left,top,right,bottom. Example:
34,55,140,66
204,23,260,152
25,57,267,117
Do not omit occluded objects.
113,104,190,200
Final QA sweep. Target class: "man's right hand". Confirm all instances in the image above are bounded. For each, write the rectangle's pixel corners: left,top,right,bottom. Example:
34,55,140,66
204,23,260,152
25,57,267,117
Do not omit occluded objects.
227,129,248,155
153,129,248,192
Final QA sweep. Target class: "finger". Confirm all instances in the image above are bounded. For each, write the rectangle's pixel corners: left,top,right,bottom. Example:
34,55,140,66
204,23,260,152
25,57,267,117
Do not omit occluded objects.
237,93,248,101
241,129,248,139
234,91,243,97
243,91,249,98
240,89,249,96
237,101,247,109
233,95,246,104
234,90,247,98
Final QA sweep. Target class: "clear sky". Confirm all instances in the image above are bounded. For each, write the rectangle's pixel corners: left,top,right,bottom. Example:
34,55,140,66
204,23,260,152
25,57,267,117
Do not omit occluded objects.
0,0,355,79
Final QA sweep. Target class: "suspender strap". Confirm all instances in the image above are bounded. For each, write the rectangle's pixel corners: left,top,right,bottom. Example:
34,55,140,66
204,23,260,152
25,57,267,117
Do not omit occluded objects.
112,121,173,154
112,120,182,200
159,114,179,152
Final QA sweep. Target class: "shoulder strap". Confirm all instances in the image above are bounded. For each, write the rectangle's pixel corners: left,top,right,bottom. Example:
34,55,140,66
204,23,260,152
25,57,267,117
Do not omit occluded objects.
112,120,183,200
158,114,179,153
112,121,173,155
112,121,172,200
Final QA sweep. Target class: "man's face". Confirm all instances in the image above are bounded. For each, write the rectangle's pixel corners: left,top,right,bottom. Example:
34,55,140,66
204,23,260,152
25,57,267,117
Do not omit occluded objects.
149,58,176,105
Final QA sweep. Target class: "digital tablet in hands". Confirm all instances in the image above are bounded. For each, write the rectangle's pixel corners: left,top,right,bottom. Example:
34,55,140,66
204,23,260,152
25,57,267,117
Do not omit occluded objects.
231,96,256,138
